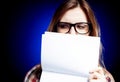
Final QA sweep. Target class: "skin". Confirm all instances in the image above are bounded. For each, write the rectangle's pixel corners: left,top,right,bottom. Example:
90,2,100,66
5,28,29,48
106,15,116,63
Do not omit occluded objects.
57,6,107,82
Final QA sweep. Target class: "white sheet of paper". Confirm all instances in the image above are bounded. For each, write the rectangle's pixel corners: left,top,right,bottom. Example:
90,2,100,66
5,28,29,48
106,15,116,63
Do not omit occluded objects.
40,32,100,82
40,71,88,82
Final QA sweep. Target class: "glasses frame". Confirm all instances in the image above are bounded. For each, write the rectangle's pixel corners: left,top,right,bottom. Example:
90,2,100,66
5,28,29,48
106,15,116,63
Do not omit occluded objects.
56,22,91,34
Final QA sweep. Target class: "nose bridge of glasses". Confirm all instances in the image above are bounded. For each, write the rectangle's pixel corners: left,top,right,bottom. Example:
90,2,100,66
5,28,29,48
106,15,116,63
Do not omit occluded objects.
68,24,77,34
70,24,76,28
69,24,76,31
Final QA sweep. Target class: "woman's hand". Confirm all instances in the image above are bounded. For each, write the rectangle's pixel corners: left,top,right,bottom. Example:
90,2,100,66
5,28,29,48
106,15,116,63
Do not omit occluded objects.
88,67,107,82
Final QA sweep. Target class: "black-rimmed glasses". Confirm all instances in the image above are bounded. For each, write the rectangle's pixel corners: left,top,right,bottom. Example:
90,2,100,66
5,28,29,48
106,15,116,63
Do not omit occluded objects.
57,22,91,34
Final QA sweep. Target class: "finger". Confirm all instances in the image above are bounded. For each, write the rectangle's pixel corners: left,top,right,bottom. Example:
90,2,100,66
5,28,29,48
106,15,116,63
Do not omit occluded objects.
89,72,106,82
89,67,104,75
89,72,100,80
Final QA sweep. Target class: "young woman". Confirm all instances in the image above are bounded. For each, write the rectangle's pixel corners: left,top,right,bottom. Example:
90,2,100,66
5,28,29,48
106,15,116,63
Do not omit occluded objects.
24,0,115,82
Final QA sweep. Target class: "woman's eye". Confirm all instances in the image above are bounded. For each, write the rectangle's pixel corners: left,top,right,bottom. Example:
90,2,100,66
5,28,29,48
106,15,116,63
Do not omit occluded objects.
59,24,69,28
76,24,88,29
77,25,84,29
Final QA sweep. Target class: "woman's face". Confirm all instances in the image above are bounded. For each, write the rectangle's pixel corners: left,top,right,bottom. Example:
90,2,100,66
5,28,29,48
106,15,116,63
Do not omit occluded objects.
57,6,90,36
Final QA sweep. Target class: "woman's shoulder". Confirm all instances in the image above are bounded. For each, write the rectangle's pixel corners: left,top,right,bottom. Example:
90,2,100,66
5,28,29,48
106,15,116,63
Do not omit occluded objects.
103,68,115,82
24,64,42,82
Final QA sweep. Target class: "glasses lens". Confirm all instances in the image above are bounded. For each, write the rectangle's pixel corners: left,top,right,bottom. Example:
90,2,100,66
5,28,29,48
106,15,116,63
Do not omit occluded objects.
75,23,89,34
57,22,70,33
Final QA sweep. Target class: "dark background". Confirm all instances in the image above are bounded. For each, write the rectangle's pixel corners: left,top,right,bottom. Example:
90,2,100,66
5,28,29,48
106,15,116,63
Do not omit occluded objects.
3,0,120,82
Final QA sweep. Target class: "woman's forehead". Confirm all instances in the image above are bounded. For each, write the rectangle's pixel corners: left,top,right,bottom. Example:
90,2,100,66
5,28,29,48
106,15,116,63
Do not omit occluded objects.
60,7,87,23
